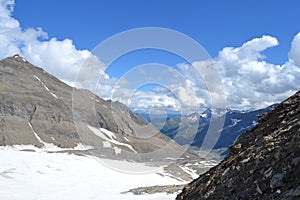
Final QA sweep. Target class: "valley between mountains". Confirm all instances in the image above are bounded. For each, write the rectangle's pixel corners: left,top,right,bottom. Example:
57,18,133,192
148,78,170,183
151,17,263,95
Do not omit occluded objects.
1,55,299,199
0,55,217,199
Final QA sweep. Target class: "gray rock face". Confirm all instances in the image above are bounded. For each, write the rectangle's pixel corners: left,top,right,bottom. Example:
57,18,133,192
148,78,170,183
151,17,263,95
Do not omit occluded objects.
0,55,193,162
177,91,300,200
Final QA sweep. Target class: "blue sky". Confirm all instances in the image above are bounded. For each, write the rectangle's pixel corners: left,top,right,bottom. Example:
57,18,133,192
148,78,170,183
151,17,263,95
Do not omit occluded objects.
1,0,300,112
14,0,299,65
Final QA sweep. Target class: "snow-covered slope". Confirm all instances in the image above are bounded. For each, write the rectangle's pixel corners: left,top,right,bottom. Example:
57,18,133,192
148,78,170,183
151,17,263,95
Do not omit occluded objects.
0,146,184,200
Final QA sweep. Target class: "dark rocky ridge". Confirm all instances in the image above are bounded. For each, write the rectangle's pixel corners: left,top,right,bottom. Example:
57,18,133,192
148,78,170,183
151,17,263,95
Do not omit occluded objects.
0,55,196,162
177,91,300,199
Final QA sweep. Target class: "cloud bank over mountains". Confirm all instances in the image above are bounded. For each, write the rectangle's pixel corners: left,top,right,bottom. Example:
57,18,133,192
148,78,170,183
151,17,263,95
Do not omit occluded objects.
0,0,299,112
215,34,300,109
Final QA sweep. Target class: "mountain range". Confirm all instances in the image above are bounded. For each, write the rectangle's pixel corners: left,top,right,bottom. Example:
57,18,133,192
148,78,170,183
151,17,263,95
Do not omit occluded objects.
136,105,275,156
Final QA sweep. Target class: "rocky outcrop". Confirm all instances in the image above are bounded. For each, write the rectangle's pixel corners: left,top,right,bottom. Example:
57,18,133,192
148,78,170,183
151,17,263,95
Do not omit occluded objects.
177,91,300,199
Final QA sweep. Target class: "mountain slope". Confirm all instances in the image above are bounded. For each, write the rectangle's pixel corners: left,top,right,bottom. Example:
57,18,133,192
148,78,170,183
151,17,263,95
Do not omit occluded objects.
0,55,192,162
177,91,300,199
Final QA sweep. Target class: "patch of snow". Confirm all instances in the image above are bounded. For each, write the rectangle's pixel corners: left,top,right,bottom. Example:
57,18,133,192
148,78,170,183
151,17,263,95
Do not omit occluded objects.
162,157,177,161
124,137,129,142
34,75,41,82
13,55,26,62
100,127,116,140
200,113,208,118
228,118,242,128
33,75,59,99
180,166,199,179
189,115,198,121
28,122,45,145
103,141,112,148
185,160,218,168
12,55,27,62
87,125,137,153
89,96,100,103
43,85,50,91
27,123,93,152
0,148,181,200
113,147,122,155
73,143,94,151
49,92,58,99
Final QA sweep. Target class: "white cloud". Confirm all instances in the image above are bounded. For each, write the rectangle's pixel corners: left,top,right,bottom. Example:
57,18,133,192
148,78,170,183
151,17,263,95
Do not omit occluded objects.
0,0,47,57
128,90,181,112
0,0,103,85
217,35,279,77
288,32,300,67
0,0,18,31
23,38,91,82
173,34,300,110
214,34,300,109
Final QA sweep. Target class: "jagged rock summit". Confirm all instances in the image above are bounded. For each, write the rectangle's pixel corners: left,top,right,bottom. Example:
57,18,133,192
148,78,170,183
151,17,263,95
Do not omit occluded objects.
0,55,190,162
177,91,300,199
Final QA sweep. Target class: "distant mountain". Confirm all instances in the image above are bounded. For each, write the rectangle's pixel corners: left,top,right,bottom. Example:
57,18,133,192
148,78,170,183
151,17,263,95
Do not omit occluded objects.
0,55,197,162
136,106,275,154
177,91,300,199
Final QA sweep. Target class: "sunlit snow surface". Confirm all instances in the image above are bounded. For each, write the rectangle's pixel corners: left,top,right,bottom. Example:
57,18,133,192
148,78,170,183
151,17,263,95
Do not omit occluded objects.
0,146,182,200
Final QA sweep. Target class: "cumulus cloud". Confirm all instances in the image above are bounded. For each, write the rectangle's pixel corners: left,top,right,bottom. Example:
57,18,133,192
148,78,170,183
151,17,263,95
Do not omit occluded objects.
173,34,300,110
128,90,180,112
22,38,92,82
214,35,300,109
217,35,279,77
288,32,300,67
0,0,18,31
0,0,103,84
0,0,47,58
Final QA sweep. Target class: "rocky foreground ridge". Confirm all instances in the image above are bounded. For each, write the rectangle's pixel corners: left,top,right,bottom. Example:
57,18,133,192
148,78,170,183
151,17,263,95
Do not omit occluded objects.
177,91,300,199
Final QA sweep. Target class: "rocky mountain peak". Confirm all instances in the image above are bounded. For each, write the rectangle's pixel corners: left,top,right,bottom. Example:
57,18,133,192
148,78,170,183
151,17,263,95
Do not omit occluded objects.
2,54,30,67
177,91,300,199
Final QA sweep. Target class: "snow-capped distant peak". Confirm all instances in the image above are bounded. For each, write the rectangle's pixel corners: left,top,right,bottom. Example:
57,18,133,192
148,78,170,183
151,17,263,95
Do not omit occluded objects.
200,113,208,118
